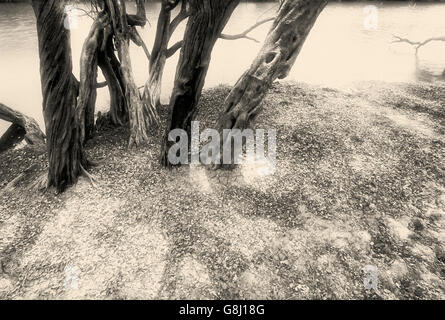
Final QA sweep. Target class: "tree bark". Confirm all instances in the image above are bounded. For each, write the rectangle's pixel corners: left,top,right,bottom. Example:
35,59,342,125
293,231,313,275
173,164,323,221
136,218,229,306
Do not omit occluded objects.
32,0,86,192
215,0,327,142
141,0,186,126
0,103,46,151
97,30,129,126
77,13,108,142
142,1,175,125
161,0,240,166
104,0,157,147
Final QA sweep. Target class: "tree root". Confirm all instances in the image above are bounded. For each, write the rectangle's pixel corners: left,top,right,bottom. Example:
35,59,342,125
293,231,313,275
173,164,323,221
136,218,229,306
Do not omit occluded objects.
80,164,100,188
28,172,48,192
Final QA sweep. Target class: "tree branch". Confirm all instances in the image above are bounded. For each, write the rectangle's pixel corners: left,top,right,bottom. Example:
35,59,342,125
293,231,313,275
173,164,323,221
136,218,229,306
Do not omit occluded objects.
168,0,190,40
129,26,151,60
392,34,445,55
219,17,274,43
95,81,108,89
166,40,184,58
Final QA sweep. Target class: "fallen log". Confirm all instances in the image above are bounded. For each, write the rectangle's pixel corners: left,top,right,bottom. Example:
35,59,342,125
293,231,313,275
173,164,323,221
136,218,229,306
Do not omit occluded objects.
0,103,46,152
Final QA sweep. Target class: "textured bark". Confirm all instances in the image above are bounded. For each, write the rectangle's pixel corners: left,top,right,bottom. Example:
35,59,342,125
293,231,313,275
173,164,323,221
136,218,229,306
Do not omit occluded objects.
215,0,327,136
0,102,45,150
77,13,108,142
142,0,183,126
32,0,86,192
98,32,128,126
104,0,156,147
161,0,240,166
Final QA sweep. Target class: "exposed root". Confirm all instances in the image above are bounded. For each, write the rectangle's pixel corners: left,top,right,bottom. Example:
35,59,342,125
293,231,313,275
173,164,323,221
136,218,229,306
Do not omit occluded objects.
28,172,48,192
80,164,100,188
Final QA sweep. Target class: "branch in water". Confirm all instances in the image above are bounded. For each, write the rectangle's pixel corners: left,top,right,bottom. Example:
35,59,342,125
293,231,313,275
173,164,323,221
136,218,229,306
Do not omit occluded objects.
392,34,445,55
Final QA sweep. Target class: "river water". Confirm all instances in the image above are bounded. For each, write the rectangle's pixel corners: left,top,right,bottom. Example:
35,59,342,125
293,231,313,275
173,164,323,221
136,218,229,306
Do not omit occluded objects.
1,1,445,133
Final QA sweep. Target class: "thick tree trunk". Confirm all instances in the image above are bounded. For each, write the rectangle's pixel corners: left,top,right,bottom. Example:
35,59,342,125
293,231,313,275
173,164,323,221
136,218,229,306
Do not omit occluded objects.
0,103,46,151
32,0,86,192
161,0,240,166
215,0,327,135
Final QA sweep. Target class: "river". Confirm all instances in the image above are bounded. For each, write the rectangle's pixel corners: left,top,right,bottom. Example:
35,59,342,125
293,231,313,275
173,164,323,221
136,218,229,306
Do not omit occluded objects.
1,1,445,133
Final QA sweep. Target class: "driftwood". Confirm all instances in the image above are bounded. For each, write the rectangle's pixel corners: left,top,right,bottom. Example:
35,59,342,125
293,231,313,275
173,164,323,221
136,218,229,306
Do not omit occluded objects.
0,103,45,152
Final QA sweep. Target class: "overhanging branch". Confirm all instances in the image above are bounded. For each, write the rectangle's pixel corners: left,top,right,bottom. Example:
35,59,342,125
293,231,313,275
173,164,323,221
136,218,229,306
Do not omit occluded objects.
220,17,274,43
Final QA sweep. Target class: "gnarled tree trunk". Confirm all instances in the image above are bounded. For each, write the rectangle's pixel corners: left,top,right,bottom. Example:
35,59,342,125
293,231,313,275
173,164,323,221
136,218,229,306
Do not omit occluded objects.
32,0,86,192
215,0,327,134
161,0,240,166
142,0,187,125
97,28,129,127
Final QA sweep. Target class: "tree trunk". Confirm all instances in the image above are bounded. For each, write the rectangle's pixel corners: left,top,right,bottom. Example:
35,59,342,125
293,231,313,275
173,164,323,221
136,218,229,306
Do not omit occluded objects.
215,0,327,135
0,102,46,151
97,31,129,126
77,13,108,142
161,0,240,166
141,1,174,125
32,0,86,192
104,0,155,147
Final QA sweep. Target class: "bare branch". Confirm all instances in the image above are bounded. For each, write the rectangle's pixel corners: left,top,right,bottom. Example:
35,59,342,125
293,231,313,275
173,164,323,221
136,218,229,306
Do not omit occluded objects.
127,0,148,27
129,26,152,61
95,81,108,89
392,34,445,55
219,17,274,43
166,40,184,58
169,0,190,40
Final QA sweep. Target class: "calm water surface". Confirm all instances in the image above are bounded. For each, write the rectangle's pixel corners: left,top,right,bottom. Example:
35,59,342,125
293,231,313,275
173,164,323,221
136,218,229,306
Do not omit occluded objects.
1,1,445,133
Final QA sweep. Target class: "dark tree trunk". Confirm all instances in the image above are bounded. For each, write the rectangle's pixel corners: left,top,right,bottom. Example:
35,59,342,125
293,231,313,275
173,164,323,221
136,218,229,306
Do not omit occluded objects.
213,0,327,161
32,0,86,192
0,124,26,153
97,32,129,126
161,0,240,166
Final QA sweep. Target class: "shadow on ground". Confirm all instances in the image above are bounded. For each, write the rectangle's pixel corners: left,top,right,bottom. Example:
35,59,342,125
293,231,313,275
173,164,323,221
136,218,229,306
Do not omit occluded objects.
0,81,444,299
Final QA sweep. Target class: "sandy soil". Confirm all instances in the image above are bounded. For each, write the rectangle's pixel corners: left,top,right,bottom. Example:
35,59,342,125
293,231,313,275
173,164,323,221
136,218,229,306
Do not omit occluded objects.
0,81,444,299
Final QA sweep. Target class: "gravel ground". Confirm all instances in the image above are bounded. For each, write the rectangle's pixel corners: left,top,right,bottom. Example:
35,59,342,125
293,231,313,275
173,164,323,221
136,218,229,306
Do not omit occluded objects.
0,81,444,299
